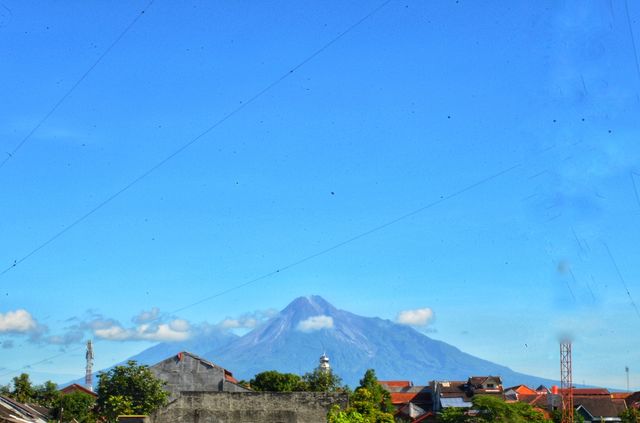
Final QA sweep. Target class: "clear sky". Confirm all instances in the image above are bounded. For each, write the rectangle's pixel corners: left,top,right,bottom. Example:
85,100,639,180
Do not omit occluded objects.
1,0,639,390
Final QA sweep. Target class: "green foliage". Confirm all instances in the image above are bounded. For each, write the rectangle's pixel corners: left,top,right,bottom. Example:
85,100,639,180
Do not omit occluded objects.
95,360,169,422
358,370,394,413
327,369,395,423
0,384,10,396
303,368,344,393
2,373,61,409
328,405,368,423
35,380,61,408
551,409,585,423
620,408,640,423
439,407,468,423
11,373,36,403
54,391,96,423
440,396,551,423
249,370,307,392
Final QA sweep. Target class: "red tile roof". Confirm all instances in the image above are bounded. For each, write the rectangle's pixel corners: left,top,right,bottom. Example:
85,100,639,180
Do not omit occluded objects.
506,385,537,396
389,392,432,405
59,383,97,397
380,380,413,388
561,388,609,396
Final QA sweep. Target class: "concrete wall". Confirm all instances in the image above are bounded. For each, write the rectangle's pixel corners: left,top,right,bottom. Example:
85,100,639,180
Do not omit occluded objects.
150,353,248,398
149,391,348,423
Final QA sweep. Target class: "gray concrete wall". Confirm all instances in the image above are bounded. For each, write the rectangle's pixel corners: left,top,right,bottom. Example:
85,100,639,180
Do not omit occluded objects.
150,353,248,398
149,391,348,423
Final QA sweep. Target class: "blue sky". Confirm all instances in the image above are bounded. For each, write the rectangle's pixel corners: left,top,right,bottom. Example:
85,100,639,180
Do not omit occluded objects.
1,0,639,389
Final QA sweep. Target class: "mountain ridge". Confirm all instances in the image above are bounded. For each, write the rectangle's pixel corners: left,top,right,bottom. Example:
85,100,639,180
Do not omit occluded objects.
76,296,560,388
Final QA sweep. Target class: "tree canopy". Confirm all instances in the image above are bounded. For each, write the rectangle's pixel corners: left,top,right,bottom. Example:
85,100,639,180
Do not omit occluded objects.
95,360,169,422
249,370,306,392
327,369,394,423
440,395,551,423
54,391,96,423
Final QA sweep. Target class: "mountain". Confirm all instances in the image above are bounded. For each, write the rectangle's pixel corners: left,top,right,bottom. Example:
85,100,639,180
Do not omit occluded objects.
106,296,559,388
206,295,558,387
126,328,238,366
63,329,237,387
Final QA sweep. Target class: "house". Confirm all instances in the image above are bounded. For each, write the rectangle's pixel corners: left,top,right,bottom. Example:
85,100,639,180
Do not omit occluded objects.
430,380,473,411
573,396,627,422
378,380,434,422
0,395,50,423
466,376,503,395
621,391,640,409
536,385,551,395
517,387,629,422
504,384,536,401
515,394,555,419
59,383,97,397
149,351,249,398
431,376,503,412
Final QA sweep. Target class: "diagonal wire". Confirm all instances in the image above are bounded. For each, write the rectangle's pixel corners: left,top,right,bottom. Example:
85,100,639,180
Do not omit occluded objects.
0,0,394,278
631,171,640,210
624,0,640,84
0,162,517,380
169,163,520,315
0,0,155,171
603,241,640,320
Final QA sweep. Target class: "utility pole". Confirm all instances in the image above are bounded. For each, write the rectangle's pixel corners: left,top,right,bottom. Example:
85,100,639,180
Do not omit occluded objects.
560,341,574,423
626,366,630,392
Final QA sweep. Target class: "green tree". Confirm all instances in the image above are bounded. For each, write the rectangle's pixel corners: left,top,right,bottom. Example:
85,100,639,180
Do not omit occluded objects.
11,373,36,403
54,391,96,423
551,409,585,423
439,407,468,423
440,395,552,423
327,369,395,423
34,380,60,408
328,405,367,423
358,369,394,413
0,383,12,396
249,370,306,392
95,360,169,422
303,368,344,392
620,408,640,423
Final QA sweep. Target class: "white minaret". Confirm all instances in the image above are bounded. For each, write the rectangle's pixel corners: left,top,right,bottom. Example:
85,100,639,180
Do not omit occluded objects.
319,353,330,372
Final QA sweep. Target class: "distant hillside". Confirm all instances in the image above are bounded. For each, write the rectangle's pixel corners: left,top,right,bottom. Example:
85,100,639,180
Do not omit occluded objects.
80,296,559,388
202,296,559,387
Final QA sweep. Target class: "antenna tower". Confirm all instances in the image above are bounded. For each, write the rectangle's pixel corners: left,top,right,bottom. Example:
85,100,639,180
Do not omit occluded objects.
85,340,94,391
560,341,574,423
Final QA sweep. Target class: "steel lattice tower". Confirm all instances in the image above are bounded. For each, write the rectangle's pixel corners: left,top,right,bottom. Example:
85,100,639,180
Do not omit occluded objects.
560,341,574,423
85,340,94,391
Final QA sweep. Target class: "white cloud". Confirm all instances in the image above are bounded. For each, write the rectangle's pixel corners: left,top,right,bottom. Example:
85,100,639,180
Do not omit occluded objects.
396,308,435,327
94,318,191,342
133,307,160,324
218,309,277,330
0,309,37,333
297,315,334,332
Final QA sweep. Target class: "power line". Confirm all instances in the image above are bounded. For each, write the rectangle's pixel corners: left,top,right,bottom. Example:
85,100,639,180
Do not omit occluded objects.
169,163,520,315
631,171,640,210
0,161,519,380
0,0,155,171
603,241,640,320
0,0,393,278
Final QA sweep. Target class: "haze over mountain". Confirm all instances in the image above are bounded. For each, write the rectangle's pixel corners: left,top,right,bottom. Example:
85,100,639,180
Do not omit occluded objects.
119,296,558,388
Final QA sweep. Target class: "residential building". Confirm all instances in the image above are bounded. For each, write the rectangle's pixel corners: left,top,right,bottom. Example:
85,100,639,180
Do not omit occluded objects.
379,380,434,422
149,351,249,399
0,395,50,423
